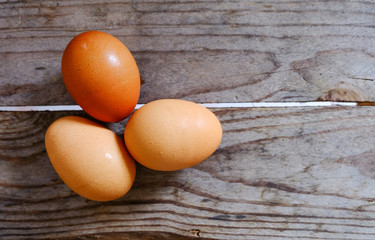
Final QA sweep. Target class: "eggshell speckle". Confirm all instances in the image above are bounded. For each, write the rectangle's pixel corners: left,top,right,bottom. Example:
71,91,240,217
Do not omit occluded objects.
124,99,222,171
61,31,140,122
45,116,136,201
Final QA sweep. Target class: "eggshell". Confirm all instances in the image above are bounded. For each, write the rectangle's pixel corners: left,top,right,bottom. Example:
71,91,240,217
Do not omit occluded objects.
61,31,140,122
45,116,136,201
124,99,222,171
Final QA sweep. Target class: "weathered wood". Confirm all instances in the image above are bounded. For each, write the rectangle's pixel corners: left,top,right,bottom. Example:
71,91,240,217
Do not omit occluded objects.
2,107,375,239
2,1,375,239
1,1,375,104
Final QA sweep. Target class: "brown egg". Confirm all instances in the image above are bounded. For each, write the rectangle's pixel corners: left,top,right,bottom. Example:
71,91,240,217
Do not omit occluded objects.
45,116,136,201
61,31,140,122
124,99,222,171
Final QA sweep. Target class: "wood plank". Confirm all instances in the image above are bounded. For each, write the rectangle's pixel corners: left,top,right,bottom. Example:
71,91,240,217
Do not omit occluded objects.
2,106,375,239
1,1,375,104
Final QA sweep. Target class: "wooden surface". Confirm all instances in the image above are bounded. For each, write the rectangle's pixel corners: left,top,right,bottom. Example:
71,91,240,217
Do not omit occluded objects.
1,1,375,239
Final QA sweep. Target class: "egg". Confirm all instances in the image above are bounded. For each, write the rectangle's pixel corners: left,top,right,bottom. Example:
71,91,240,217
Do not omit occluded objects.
61,31,140,122
124,99,222,171
45,116,136,201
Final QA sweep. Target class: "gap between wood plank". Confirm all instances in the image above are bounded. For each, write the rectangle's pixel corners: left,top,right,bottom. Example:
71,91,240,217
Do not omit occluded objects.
0,102,363,112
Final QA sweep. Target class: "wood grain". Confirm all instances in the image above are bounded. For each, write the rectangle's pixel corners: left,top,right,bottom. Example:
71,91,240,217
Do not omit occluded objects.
2,106,375,239
2,1,375,239
1,0,375,104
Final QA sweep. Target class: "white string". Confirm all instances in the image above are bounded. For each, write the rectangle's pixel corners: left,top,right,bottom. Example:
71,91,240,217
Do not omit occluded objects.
0,102,357,112
200,102,357,108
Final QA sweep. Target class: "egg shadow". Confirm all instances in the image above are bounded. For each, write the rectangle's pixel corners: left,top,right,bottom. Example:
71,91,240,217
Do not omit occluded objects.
73,115,190,212
85,162,190,224
127,162,185,198
104,153,189,208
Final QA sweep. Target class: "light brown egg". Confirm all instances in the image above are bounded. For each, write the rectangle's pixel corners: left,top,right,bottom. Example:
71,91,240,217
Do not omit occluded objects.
124,99,222,171
45,116,136,201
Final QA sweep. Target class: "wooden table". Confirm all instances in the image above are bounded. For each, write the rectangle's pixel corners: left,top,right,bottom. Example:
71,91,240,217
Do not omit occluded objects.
2,1,375,239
